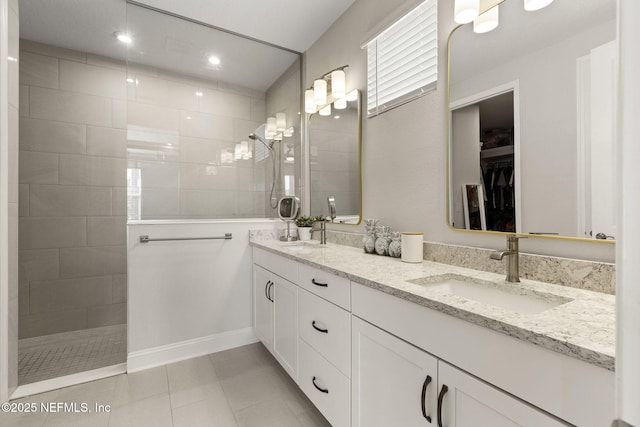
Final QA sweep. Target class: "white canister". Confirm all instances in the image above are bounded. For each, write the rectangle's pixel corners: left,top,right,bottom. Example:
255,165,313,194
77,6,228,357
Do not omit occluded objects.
401,232,424,263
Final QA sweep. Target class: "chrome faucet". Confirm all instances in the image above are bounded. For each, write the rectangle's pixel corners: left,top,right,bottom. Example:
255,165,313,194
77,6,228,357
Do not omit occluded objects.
490,234,525,282
319,220,327,245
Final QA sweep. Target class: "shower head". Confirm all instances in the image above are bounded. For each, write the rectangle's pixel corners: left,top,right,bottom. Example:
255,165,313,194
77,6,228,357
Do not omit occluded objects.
249,131,275,153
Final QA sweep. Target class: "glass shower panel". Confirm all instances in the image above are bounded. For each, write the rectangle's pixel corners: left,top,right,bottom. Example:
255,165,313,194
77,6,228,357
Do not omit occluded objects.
125,4,302,220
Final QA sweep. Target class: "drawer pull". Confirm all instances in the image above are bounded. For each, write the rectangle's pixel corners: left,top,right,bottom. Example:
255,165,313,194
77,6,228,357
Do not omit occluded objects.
437,384,448,427
312,376,329,394
311,278,328,287
421,375,432,423
311,320,328,334
267,281,274,302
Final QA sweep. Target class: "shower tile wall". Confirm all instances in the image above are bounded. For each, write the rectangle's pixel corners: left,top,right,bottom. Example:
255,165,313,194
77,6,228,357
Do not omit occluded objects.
18,40,127,339
126,58,268,219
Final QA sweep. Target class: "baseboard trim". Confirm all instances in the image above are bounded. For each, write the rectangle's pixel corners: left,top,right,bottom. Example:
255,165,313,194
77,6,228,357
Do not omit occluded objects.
11,363,127,400
127,327,258,373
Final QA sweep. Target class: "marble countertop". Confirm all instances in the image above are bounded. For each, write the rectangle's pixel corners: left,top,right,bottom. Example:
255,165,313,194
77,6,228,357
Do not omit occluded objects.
251,239,616,371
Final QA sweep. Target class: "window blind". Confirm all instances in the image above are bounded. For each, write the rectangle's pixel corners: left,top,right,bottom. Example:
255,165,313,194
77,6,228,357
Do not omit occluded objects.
366,0,438,117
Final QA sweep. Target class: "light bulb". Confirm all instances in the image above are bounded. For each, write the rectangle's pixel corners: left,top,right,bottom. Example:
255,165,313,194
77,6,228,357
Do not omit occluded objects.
276,113,286,132
473,5,499,33
334,98,347,110
305,89,317,114
524,0,553,11
454,0,480,24
115,32,132,44
319,104,331,116
331,70,346,99
314,79,327,105
266,117,277,136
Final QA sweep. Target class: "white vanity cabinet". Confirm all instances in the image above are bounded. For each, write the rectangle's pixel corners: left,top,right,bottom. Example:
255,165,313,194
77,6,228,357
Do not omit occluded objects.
352,317,438,426
437,362,566,427
252,253,299,380
353,317,565,427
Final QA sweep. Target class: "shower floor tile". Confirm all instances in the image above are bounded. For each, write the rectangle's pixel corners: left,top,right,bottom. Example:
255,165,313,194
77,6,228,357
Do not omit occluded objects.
18,325,126,385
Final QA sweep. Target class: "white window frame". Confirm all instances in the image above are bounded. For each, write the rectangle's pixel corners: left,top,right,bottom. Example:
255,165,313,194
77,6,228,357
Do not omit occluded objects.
364,0,438,117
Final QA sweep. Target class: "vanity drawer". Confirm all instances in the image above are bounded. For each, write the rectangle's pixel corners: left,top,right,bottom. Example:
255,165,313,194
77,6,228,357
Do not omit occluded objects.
299,288,351,377
253,248,298,283
298,339,350,427
298,263,350,310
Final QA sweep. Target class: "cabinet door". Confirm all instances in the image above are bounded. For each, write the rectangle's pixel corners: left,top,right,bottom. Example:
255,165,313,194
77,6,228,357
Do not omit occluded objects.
437,362,567,427
273,277,298,380
352,316,438,427
253,265,273,349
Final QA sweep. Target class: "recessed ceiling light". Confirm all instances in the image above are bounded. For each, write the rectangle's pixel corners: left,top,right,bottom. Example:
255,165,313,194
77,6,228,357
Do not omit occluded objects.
126,78,134,83
208,55,221,66
185,116,192,120
115,32,132,44
195,91,203,97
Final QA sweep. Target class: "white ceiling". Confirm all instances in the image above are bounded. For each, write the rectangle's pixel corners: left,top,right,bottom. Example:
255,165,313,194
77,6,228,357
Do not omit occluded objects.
132,0,356,53
18,0,356,91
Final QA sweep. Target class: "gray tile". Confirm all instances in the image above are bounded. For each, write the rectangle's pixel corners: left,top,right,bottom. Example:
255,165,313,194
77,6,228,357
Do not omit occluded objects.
19,308,87,339
107,393,173,427
87,216,126,247
59,246,126,279
219,365,287,412
59,155,126,187
20,84,29,116
167,356,220,408
235,400,300,427
59,59,126,100
20,51,59,89
44,411,110,427
20,118,87,155
172,397,238,427
30,86,112,127
112,275,127,304
87,126,126,158
111,366,169,407
19,184,30,216
21,39,87,63
19,216,86,250
29,276,112,314
87,303,126,328
19,249,59,283
30,185,112,217
0,410,48,427
18,151,59,184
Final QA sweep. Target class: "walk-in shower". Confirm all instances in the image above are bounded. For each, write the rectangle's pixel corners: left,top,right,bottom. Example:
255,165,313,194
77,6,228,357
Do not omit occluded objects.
15,0,301,390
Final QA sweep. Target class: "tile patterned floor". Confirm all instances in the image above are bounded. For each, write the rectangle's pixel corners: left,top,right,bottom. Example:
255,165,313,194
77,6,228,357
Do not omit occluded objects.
19,325,127,385
3,343,331,427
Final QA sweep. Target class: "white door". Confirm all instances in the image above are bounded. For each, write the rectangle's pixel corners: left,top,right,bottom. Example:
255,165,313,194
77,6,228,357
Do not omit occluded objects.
437,362,566,427
352,317,438,427
272,277,298,380
253,265,273,349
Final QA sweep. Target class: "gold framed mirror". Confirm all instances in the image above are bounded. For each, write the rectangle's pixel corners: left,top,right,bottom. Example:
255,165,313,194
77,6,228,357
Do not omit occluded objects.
308,90,362,224
447,0,616,242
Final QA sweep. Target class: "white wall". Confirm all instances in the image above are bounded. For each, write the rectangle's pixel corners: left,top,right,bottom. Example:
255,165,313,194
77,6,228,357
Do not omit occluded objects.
126,220,280,371
306,0,615,262
0,0,19,402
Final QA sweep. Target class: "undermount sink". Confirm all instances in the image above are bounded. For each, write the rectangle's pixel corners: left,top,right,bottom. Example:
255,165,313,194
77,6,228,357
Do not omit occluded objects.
407,274,572,315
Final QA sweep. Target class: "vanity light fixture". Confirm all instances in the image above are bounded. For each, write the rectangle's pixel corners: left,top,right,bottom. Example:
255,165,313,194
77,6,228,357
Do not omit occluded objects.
524,0,554,11
283,127,294,138
266,116,277,139
334,97,347,110
276,112,287,132
474,5,499,33
115,32,132,44
305,65,350,114
454,0,480,24
345,89,358,102
314,79,327,105
319,104,331,116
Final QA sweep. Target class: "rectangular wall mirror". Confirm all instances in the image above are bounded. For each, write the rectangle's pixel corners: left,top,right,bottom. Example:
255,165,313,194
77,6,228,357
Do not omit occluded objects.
448,0,617,241
308,90,361,224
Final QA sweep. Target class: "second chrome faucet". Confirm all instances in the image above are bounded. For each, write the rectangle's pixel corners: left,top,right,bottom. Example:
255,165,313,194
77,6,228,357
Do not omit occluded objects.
490,234,525,282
